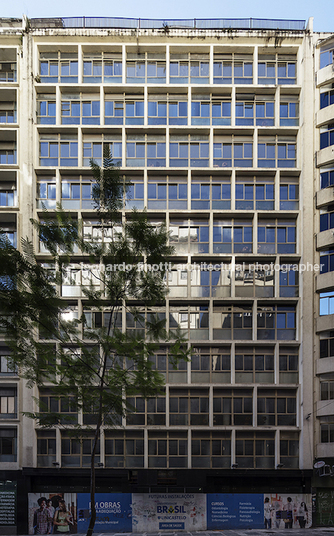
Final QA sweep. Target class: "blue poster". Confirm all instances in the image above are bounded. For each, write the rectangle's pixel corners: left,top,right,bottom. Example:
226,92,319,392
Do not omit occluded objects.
77,493,132,533
207,493,263,529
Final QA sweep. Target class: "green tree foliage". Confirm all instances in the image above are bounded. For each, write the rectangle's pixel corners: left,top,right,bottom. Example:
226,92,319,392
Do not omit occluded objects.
0,151,188,536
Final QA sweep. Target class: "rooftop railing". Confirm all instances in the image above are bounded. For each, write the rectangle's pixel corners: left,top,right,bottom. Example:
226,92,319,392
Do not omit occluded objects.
30,17,306,31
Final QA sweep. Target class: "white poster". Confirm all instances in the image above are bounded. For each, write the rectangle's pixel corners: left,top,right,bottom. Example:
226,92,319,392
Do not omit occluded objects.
264,493,312,530
132,493,206,531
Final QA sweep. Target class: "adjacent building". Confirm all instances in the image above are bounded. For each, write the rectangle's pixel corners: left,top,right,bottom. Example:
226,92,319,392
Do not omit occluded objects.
0,14,333,532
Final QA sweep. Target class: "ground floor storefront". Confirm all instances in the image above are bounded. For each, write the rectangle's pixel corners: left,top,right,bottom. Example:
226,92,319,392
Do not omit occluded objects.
0,468,316,534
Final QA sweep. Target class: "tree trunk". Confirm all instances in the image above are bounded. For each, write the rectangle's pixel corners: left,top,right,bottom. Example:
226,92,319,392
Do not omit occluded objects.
86,419,101,536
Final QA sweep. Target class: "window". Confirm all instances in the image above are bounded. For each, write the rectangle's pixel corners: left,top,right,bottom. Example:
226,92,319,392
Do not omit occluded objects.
169,219,209,254
40,134,78,167
170,53,209,84
320,291,334,316
0,62,16,83
213,305,253,340
280,432,299,468
236,97,254,126
61,432,100,467
0,141,16,165
235,267,274,298
39,390,78,424
61,177,94,210
258,137,296,168
280,98,299,126
165,268,188,299
0,230,16,248
235,347,274,383
257,305,296,340
61,263,100,297
320,331,334,358
320,46,334,69
169,307,209,341
126,136,166,168
84,308,122,337
320,123,334,150
213,219,253,253
0,188,17,208
321,418,334,443
83,138,122,167
168,99,188,125
190,265,231,298
126,396,166,426
37,95,56,124
148,100,167,125
167,181,188,209
169,389,209,426
0,388,16,419
213,389,253,425
235,96,274,127
258,54,296,84
0,428,17,462
83,52,122,83
104,99,124,125
192,431,231,468
125,100,144,125
320,249,334,274
213,137,253,168
127,52,166,83
321,381,334,400
280,180,299,210
320,168,334,189
213,53,253,84
0,103,16,124
236,431,275,469
61,96,100,125
255,98,275,126
191,97,231,126
170,136,209,167
125,180,144,209
40,51,78,83
37,178,56,209
212,99,231,125
191,347,231,383
149,347,188,384
126,309,165,338
235,179,274,210
320,85,334,109
0,354,16,375
148,431,188,468
37,430,56,467
279,267,299,297
148,180,188,210
257,218,296,254
257,389,296,426
105,430,144,468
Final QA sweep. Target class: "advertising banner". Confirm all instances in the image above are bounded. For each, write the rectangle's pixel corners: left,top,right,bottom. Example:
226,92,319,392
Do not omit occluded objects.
28,493,77,535
132,493,206,531
207,493,263,529
266,493,312,530
0,490,16,526
77,493,132,533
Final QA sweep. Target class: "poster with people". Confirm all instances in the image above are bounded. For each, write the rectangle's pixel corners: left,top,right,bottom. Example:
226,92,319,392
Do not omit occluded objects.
263,493,312,530
28,493,77,535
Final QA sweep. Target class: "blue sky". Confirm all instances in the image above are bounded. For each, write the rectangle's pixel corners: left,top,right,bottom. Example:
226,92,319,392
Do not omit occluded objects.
3,0,333,33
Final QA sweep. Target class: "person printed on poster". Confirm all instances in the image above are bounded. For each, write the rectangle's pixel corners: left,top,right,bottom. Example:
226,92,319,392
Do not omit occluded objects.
33,497,53,534
53,500,73,534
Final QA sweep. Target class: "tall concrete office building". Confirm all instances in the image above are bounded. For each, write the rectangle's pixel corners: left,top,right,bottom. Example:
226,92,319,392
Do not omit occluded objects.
0,14,334,532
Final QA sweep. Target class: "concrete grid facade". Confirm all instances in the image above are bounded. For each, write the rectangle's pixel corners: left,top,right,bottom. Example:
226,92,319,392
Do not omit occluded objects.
0,14,333,532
